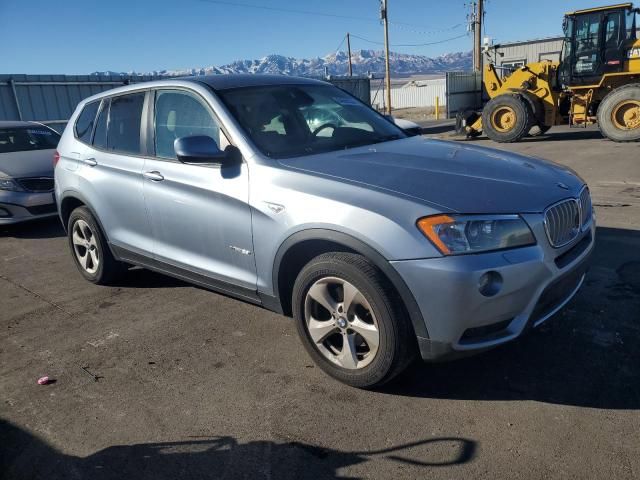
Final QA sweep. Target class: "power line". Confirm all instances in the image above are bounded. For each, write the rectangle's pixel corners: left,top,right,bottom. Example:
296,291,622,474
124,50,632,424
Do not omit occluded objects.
349,32,469,47
334,34,347,55
197,0,382,23
197,0,464,34
388,22,465,36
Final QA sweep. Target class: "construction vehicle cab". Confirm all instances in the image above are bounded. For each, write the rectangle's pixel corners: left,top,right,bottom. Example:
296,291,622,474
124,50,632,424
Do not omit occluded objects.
460,3,640,143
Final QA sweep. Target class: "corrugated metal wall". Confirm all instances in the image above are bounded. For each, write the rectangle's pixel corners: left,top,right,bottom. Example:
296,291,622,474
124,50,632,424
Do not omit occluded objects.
370,79,446,110
493,37,565,66
329,77,371,105
0,74,370,133
446,71,482,118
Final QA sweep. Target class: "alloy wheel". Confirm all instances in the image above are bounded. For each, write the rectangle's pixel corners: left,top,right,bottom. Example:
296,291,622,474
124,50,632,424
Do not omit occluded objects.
72,219,100,274
304,276,380,370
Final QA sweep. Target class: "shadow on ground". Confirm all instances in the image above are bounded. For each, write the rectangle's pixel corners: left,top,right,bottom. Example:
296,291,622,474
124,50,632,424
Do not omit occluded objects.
0,217,65,239
0,420,476,480
423,125,606,143
388,227,640,410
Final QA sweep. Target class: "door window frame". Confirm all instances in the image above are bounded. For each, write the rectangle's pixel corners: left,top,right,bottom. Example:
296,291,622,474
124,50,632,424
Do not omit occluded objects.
147,87,235,165
86,88,152,159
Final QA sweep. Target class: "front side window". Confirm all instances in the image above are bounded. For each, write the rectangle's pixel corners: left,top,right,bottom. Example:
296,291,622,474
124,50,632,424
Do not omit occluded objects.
154,90,222,159
217,84,404,159
0,126,60,153
573,12,601,75
74,101,100,143
106,92,145,155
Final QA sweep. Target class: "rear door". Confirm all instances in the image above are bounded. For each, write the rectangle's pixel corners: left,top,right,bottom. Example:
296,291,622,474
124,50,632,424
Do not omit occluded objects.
84,92,153,256
141,87,257,295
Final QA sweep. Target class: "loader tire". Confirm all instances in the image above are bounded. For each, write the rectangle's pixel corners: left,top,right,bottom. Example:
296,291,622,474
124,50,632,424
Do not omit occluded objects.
597,84,640,142
529,124,552,137
482,94,534,143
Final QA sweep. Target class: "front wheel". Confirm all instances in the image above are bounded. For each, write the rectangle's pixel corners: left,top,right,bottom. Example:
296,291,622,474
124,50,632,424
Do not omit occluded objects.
292,252,416,388
597,84,640,142
482,94,534,143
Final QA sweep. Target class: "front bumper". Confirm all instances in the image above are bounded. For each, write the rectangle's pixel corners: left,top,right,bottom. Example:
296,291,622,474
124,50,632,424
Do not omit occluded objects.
392,213,595,361
0,190,57,225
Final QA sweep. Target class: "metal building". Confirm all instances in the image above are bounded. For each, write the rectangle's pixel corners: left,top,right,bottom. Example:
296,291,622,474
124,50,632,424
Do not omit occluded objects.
0,74,370,133
488,36,565,70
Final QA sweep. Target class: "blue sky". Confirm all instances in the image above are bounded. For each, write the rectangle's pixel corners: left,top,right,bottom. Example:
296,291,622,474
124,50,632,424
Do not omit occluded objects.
0,0,618,73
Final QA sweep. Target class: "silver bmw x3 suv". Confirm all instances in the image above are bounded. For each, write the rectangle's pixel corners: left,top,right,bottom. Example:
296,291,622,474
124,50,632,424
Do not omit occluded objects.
55,75,594,387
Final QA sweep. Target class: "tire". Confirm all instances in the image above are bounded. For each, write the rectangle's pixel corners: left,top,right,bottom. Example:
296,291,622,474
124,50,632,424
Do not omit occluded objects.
67,206,126,285
597,83,640,142
529,124,552,137
455,109,480,137
292,252,416,388
482,94,534,143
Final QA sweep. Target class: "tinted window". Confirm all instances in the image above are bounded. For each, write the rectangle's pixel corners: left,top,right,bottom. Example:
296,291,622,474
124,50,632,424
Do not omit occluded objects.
74,101,100,143
154,90,221,159
217,84,404,159
107,93,145,154
93,100,109,149
0,127,60,153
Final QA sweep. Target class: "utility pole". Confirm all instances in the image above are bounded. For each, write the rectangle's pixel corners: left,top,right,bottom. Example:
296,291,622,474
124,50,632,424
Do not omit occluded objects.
346,32,353,76
472,0,484,72
381,0,392,115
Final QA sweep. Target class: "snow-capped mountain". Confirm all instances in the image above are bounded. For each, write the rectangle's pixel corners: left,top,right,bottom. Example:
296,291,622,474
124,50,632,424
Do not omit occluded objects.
93,50,471,77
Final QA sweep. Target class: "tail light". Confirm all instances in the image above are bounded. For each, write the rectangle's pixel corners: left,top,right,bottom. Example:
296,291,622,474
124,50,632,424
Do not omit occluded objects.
53,150,60,168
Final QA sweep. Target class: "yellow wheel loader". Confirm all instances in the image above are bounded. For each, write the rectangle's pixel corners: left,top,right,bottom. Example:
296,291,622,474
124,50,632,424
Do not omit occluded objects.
459,3,640,143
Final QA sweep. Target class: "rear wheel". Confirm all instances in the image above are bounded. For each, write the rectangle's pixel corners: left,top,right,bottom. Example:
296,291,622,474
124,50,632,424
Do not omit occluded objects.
292,252,416,388
68,206,126,284
597,84,640,142
482,94,534,143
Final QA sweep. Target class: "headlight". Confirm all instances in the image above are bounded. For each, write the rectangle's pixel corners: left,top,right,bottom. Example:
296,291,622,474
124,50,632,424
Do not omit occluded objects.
0,177,23,191
417,214,535,255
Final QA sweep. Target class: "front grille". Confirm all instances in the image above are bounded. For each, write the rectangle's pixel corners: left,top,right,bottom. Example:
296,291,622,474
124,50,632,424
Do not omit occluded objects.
17,177,54,193
460,318,513,344
544,199,580,247
579,186,592,229
25,203,56,215
529,261,588,325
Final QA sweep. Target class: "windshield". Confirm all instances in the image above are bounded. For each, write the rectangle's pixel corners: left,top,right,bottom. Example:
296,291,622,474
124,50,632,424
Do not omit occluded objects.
217,84,406,159
0,126,60,154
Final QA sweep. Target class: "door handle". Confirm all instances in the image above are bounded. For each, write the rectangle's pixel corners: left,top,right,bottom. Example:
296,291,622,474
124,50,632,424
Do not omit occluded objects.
143,171,164,181
82,158,97,167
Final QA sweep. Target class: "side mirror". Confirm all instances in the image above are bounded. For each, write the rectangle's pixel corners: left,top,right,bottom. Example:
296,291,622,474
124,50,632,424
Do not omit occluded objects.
174,135,230,165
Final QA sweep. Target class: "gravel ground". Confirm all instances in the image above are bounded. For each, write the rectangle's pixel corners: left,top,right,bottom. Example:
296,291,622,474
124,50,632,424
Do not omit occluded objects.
1,125,639,479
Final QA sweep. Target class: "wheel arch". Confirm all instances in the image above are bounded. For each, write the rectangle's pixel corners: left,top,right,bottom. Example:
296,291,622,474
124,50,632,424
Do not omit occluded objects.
59,191,118,257
271,229,429,339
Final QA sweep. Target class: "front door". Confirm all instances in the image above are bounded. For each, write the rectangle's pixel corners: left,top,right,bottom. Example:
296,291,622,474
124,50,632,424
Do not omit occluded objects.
142,88,257,296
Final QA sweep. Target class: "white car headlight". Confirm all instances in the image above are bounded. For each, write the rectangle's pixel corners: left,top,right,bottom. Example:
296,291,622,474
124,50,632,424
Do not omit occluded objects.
417,214,536,255
0,177,23,192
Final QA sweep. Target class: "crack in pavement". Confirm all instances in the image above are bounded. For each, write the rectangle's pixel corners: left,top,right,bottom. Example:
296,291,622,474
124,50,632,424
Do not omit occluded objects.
0,273,74,318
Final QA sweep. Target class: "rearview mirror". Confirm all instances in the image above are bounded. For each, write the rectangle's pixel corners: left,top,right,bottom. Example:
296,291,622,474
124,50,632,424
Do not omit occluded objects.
174,135,229,165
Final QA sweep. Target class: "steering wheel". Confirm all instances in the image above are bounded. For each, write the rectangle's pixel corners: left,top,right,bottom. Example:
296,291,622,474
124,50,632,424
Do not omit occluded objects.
312,123,338,136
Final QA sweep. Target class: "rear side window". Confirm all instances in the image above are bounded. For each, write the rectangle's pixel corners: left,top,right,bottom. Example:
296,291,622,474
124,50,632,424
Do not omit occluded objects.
106,93,145,155
93,100,109,149
74,101,100,143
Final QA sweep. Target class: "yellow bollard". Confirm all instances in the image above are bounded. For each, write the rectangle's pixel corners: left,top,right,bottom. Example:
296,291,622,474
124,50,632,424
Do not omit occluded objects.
435,96,440,120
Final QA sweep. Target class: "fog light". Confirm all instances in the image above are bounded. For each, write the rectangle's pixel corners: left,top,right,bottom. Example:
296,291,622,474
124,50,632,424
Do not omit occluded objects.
478,271,502,297
0,207,10,218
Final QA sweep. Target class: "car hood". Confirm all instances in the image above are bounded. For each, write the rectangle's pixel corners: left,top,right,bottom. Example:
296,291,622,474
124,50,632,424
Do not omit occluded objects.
277,137,584,214
0,149,55,178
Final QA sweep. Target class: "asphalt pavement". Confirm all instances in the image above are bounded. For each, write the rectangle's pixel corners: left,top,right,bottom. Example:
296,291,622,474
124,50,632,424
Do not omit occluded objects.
1,125,639,479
